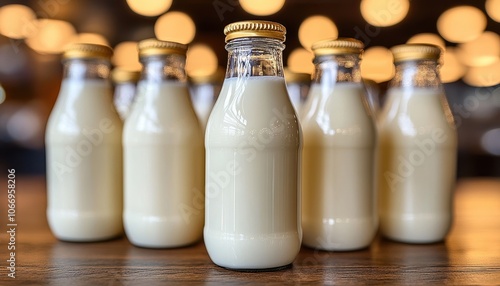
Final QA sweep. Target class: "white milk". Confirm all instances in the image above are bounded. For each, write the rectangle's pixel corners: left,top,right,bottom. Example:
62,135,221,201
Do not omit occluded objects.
377,87,457,243
46,79,123,241
123,81,204,248
301,83,377,251
204,76,302,269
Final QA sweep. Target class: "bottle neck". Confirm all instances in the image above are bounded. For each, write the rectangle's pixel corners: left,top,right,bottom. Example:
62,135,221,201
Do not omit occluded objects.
390,59,442,89
312,54,362,85
140,54,187,83
63,58,111,81
225,38,285,78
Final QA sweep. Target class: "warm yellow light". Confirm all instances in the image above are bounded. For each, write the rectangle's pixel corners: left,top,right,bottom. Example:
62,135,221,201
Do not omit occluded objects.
437,6,487,43
463,61,500,87
155,11,196,44
360,0,410,27
486,0,500,22
113,41,142,71
239,0,285,16
407,33,446,50
361,46,395,83
126,0,172,17
457,31,500,67
440,47,466,83
287,48,314,74
0,4,36,39
186,44,218,77
26,19,76,54
298,15,338,50
71,33,109,46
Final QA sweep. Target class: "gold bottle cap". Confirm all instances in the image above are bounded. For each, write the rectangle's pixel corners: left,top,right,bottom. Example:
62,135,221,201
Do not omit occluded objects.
391,43,442,62
111,68,141,83
63,43,113,60
284,68,311,83
311,38,364,56
138,38,188,58
224,20,286,42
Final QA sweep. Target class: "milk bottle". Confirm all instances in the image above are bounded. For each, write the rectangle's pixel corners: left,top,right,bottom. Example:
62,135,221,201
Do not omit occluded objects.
46,43,123,241
301,38,377,251
111,68,140,120
204,21,302,270
377,44,457,243
123,39,204,248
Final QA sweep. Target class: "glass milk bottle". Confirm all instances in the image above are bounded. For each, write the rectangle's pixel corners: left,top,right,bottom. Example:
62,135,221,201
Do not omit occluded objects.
189,68,224,130
205,21,302,270
284,68,311,114
301,38,377,251
377,44,457,243
123,39,204,248
46,43,123,241
111,68,140,120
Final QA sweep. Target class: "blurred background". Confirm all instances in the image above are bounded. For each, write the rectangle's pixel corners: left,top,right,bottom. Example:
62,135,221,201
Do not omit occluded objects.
0,0,498,177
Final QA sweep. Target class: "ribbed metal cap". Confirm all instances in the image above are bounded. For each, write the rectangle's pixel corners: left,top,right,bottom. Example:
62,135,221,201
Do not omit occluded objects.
312,38,364,55
224,20,286,42
63,43,113,59
138,38,188,58
390,43,442,62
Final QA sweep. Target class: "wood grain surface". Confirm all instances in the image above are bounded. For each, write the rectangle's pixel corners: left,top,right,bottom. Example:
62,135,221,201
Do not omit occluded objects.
1,177,499,285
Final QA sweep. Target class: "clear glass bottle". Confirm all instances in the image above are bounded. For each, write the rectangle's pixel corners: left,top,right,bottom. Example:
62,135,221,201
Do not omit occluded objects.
377,44,457,243
46,43,123,241
204,21,302,270
189,68,224,131
111,68,140,120
284,68,311,115
301,38,377,251
123,39,204,248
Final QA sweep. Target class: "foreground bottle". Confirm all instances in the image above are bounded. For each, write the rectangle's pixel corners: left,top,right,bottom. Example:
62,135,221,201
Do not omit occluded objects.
205,21,302,270
378,44,457,243
46,43,123,241
111,68,140,120
301,38,377,251
123,39,204,248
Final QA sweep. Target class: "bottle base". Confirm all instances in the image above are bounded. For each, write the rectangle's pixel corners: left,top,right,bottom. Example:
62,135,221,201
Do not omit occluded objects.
221,263,293,272
47,210,123,242
302,218,376,251
380,213,451,244
204,228,301,270
124,213,203,248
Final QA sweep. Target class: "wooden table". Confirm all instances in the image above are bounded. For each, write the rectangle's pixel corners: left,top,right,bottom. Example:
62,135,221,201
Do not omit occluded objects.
2,177,500,285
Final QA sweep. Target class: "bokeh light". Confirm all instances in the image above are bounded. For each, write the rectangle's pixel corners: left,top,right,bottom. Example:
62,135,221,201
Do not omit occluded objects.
457,31,500,67
407,33,446,50
287,48,314,74
26,19,76,54
186,44,218,77
463,61,500,87
112,41,142,71
126,0,172,17
361,46,394,83
437,6,487,43
298,15,338,50
155,11,196,44
71,33,109,46
440,47,466,83
360,0,410,27
485,0,500,22
0,4,37,39
239,0,286,16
